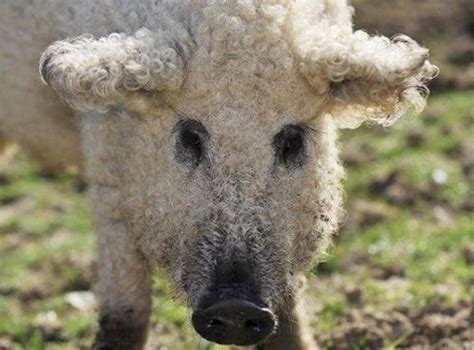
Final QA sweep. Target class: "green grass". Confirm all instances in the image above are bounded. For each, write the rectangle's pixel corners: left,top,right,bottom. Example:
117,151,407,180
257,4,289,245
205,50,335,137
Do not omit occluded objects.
0,90,472,349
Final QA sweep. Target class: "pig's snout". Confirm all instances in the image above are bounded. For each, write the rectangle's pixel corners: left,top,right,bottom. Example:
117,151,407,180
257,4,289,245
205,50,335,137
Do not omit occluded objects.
187,254,277,344
192,299,275,346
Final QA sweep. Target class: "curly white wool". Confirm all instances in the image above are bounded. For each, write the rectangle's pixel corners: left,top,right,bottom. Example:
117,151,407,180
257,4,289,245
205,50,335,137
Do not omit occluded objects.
40,29,185,111
291,0,439,127
39,0,437,127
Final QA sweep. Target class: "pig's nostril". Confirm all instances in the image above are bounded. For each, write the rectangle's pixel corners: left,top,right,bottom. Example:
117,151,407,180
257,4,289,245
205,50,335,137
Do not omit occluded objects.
244,319,263,332
207,319,223,328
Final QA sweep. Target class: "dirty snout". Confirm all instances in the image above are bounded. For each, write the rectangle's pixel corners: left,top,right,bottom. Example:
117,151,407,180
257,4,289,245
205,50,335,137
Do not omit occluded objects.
191,258,276,346
192,299,275,346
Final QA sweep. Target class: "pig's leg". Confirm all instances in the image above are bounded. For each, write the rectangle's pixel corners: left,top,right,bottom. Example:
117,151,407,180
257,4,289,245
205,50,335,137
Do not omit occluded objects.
80,114,152,350
257,279,318,350
92,212,152,350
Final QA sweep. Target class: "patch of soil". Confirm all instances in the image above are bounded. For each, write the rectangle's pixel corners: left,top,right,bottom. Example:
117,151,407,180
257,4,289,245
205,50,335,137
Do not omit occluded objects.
344,286,364,305
368,169,441,207
341,142,377,167
317,300,473,349
461,198,474,213
0,197,33,229
463,244,474,265
46,253,97,292
17,279,51,303
72,178,88,193
403,301,473,348
0,174,10,186
340,250,372,271
343,200,397,231
406,128,425,148
0,234,25,255
457,140,474,183
372,264,406,280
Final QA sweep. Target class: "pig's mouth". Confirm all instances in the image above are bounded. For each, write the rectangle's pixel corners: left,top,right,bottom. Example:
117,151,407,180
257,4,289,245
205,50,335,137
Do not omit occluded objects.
191,298,276,346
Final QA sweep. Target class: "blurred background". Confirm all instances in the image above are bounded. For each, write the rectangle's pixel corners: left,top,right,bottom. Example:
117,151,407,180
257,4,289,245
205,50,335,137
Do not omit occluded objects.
0,1,472,349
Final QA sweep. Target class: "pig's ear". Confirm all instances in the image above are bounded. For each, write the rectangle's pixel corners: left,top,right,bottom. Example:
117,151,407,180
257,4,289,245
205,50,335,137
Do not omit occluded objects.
40,28,187,112
296,27,439,128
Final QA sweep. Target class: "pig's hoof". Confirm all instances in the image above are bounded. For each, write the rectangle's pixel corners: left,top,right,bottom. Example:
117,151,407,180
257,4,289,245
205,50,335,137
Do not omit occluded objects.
91,342,113,350
92,339,143,350
92,327,146,350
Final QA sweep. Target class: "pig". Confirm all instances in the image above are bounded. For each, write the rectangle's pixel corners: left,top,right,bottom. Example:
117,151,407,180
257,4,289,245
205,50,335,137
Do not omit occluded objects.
0,0,438,348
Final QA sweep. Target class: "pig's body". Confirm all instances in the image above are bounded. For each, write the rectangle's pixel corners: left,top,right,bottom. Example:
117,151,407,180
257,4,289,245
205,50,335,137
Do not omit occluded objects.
0,1,437,348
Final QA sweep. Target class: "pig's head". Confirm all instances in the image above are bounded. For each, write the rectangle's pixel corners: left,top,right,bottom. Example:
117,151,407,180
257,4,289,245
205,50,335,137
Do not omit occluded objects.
40,1,437,346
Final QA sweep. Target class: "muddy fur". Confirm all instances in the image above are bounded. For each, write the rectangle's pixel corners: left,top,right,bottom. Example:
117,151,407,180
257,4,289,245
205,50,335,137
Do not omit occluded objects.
0,0,436,348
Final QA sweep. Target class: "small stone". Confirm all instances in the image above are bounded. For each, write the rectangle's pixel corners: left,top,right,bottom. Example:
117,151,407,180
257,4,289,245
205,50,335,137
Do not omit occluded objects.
34,311,63,341
431,168,448,185
65,291,96,312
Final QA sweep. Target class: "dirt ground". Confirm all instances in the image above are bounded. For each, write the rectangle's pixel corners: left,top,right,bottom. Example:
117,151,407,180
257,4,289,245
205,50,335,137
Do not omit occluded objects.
314,252,474,349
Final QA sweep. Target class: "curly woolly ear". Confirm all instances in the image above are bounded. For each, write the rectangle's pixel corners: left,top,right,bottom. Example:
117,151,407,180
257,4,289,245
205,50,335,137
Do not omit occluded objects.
40,28,186,112
296,22,439,128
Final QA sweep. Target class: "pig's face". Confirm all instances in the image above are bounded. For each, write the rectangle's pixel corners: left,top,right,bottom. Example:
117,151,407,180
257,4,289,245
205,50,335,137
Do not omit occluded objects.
40,23,344,346
118,60,344,345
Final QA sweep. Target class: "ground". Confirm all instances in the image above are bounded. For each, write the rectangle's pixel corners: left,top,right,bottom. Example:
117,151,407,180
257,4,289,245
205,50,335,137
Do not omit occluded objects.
0,90,473,349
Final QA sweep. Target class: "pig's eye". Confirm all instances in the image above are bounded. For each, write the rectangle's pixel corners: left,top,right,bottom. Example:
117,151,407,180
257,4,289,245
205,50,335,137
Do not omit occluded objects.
273,124,306,168
175,119,208,166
